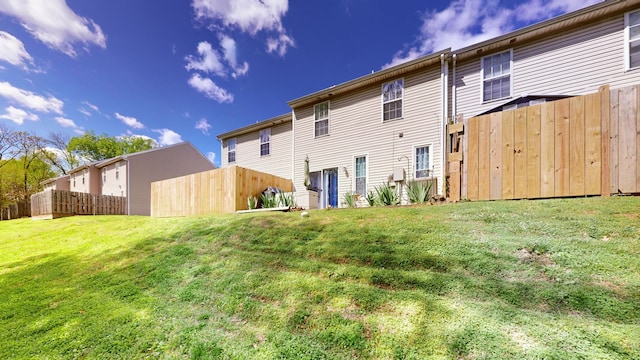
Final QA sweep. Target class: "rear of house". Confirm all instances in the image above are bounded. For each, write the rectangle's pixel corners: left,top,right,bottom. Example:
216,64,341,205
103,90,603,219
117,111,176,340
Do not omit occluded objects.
69,163,100,194
289,51,448,208
452,0,640,120
41,175,70,192
217,113,293,181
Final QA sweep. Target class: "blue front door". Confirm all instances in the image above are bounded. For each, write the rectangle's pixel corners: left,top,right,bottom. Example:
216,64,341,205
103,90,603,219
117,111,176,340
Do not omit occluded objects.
324,168,338,208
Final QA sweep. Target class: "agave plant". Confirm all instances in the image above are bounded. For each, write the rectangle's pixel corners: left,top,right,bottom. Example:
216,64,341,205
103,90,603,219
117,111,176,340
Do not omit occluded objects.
247,196,258,209
365,190,376,207
374,182,399,206
344,192,357,208
406,180,433,204
260,192,277,208
277,192,295,208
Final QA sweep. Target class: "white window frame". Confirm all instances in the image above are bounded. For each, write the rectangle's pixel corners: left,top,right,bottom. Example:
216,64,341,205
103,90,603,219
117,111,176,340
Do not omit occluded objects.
412,144,432,179
103,168,106,184
313,101,330,138
625,10,640,70
480,49,513,103
260,128,271,157
353,154,368,197
382,78,404,121
115,162,120,180
227,138,236,163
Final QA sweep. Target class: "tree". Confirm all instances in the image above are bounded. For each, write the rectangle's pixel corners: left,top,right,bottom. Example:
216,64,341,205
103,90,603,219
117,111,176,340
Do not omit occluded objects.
42,132,79,175
12,132,48,201
0,124,17,169
67,131,155,162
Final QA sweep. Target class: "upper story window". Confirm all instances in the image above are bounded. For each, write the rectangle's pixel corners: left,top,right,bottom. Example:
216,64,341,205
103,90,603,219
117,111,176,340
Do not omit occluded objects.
481,50,512,102
260,128,270,156
382,79,403,121
115,163,120,180
355,156,367,196
625,10,640,70
314,102,329,137
227,138,236,163
103,168,106,183
415,145,431,179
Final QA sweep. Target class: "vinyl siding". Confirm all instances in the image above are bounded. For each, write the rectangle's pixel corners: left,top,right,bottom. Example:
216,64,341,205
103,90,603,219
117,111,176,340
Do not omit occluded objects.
221,120,292,180
455,14,640,119
126,143,216,215
100,161,127,197
292,66,443,207
69,167,100,194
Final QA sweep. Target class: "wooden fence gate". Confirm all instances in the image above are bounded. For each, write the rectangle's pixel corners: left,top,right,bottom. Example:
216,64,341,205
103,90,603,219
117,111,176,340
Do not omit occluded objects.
456,84,640,201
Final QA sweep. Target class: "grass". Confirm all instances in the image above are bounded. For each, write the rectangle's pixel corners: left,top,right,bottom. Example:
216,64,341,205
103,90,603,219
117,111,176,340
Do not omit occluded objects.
0,197,639,359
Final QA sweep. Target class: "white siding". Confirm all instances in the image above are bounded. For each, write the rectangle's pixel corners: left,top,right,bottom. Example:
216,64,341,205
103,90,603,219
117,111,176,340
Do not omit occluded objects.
221,120,292,180
292,66,443,207
69,167,100,194
100,161,127,197
455,15,640,119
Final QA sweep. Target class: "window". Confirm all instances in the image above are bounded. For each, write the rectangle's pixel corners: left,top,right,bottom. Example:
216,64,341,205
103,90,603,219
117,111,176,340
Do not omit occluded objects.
382,79,403,121
227,138,236,163
415,146,430,178
355,156,367,196
482,50,512,102
115,163,120,180
314,102,329,137
103,168,106,183
260,128,270,156
626,10,640,70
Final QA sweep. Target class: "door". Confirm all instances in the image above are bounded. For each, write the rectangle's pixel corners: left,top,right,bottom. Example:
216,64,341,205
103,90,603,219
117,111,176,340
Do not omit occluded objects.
323,168,338,208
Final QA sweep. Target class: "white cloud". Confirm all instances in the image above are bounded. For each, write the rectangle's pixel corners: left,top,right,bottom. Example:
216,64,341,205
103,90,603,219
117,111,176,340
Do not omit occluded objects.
78,108,91,116
0,0,106,57
185,41,226,76
153,128,183,146
55,116,84,134
0,106,38,125
385,0,601,68
188,73,234,103
192,0,294,56
83,101,99,113
219,35,250,78
195,118,212,135
115,112,144,129
206,151,216,163
0,81,64,114
0,31,34,70
266,33,295,57
121,132,159,147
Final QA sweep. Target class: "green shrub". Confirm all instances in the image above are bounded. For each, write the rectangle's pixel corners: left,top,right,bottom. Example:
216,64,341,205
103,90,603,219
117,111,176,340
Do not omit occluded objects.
406,180,433,204
278,192,295,208
374,182,399,206
365,191,376,207
344,192,357,208
260,192,277,208
247,196,258,210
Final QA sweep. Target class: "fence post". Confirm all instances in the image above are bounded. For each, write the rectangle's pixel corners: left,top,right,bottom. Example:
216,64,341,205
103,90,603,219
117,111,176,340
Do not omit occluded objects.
600,85,611,197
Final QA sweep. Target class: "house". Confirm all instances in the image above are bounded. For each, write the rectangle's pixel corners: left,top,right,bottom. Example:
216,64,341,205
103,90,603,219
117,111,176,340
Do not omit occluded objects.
450,0,640,120
68,162,101,194
41,175,70,192
288,51,448,208
95,142,216,215
217,113,292,181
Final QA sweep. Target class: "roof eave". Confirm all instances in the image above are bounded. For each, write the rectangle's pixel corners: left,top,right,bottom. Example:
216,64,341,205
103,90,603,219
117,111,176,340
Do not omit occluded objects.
287,49,451,109
217,113,292,140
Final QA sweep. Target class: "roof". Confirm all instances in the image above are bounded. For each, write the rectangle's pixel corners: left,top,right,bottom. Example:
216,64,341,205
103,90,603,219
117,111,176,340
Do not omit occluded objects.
67,160,101,175
41,174,70,185
96,141,214,168
287,49,450,109
477,95,573,115
216,113,291,140
453,0,637,62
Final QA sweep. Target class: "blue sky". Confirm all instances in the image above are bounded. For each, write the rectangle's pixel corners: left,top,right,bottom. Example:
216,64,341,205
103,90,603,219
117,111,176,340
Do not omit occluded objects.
0,0,598,167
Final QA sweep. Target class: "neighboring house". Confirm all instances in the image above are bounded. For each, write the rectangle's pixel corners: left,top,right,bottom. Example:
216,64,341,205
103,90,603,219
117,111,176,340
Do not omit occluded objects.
69,162,101,194
217,113,292,181
288,51,448,208
450,0,640,120
96,142,216,216
41,175,70,192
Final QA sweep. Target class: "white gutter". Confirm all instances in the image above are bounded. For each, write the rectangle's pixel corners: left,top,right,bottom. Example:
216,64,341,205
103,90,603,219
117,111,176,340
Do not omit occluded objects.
452,54,457,122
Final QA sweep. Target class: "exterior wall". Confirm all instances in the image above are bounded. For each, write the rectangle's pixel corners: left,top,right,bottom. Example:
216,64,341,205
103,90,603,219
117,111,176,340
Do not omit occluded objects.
100,160,127,197
221,120,292,180
454,14,640,119
43,176,70,192
292,66,443,207
69,166,100,194
126,143,216,215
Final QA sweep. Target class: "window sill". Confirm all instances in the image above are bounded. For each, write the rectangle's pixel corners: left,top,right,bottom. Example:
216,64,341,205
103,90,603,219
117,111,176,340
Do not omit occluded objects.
481,96,512,105
314,134,330,139
382,117,404,123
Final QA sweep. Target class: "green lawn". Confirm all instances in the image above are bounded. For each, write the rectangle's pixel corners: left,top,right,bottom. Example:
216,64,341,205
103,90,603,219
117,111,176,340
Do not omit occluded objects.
0,197,639,359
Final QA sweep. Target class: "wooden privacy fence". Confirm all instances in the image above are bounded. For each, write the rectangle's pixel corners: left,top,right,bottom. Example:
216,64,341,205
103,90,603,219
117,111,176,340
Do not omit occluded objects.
1,200,30,220
457,84,640,201
31,190,127,219
151,165,293,217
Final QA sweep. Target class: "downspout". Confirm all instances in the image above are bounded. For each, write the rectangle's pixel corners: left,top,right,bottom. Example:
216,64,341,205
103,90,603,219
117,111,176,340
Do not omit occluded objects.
124,156,130,215
291,109,296,190
440,53,448,196
452,53,457,122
